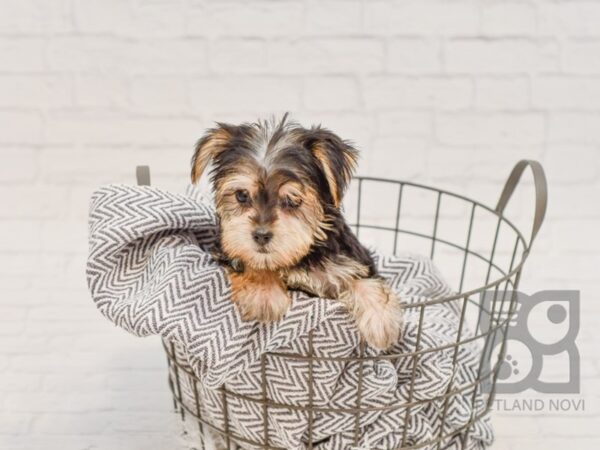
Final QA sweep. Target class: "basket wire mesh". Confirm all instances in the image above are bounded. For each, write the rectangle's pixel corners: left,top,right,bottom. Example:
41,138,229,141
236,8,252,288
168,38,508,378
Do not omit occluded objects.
137,160,547,450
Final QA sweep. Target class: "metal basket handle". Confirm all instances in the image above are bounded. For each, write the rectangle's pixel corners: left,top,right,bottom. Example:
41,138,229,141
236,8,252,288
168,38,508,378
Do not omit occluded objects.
136,165,151,186
495,159,548,247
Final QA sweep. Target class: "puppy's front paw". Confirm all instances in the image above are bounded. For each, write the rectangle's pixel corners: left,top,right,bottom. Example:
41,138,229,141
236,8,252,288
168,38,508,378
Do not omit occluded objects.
230,272,291,322
350,278,403,350
236,286,291,322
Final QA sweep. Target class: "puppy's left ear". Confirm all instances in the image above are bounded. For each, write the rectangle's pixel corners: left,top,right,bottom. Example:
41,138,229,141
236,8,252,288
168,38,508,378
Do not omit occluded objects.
306,128,358,208
191,124,234,184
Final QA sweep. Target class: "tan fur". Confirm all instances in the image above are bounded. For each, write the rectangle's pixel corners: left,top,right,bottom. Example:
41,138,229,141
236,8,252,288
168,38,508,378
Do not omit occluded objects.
215,172,259,217
229,269,290,322
218,172,259,197
313,144,340,207
278,182,304,206
342,148,359,182
191,128,233,183
341,278,403,350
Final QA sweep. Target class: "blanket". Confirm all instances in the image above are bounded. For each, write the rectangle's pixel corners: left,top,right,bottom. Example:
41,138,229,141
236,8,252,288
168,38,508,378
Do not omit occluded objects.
86,184,493,450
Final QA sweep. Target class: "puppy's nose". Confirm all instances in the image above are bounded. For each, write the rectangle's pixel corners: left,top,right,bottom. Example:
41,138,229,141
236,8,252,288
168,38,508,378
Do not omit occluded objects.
252,229,273,246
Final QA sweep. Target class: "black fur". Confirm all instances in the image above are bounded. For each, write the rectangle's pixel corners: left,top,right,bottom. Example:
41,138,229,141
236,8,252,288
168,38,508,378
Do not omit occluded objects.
296,209,378,278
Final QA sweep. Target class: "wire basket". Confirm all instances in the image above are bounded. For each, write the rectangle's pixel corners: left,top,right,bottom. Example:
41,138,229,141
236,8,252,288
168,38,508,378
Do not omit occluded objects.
139,160,547,450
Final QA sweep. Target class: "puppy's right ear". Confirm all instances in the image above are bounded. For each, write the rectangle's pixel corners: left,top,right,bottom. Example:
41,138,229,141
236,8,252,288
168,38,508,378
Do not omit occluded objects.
191,124,233,184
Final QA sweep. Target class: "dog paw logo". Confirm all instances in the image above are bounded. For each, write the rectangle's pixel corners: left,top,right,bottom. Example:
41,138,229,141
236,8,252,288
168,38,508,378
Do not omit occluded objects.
479,290,580,394
499,354,520,379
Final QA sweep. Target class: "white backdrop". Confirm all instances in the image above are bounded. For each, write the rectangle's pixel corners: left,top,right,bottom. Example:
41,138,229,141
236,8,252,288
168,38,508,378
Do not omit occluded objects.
0,1,598,449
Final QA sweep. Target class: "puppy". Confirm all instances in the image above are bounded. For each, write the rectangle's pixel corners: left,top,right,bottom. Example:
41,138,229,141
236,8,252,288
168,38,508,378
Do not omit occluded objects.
191,116,402,350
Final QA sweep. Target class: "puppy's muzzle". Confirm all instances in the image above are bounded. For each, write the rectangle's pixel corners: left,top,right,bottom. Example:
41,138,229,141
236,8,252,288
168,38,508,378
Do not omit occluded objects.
252,228,273,246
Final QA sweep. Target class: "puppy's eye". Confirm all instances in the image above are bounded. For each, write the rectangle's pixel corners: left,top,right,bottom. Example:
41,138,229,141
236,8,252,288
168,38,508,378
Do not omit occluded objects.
281,196,302,209
235,189,250,204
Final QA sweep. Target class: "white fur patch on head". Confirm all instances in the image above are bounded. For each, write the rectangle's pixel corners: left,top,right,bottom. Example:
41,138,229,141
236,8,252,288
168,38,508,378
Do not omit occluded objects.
250,115,297,170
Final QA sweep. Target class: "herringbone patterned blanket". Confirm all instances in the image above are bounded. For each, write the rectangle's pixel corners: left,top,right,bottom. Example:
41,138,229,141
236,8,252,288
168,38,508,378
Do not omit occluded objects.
86,184,493,450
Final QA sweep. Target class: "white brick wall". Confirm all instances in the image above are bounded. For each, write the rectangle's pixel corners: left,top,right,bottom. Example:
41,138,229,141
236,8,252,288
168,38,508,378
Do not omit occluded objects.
1,1,599,449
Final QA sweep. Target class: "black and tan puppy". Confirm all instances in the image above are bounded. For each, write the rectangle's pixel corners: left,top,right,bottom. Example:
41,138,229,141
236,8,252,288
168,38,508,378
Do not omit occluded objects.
191,116,402,350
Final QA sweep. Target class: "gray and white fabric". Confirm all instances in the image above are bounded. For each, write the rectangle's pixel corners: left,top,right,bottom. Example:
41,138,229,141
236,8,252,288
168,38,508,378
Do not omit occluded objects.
86,184,494,450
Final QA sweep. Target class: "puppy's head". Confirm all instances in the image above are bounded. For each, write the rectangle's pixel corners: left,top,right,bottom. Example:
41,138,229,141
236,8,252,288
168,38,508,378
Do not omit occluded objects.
191,115,358,271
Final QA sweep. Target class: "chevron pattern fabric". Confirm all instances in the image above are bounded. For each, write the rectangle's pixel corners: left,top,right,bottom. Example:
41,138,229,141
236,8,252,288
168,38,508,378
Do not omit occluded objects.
87,184,493,450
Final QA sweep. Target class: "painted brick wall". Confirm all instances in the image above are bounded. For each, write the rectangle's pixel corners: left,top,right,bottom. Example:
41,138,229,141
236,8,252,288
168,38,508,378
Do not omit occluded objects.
1,1,598,449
